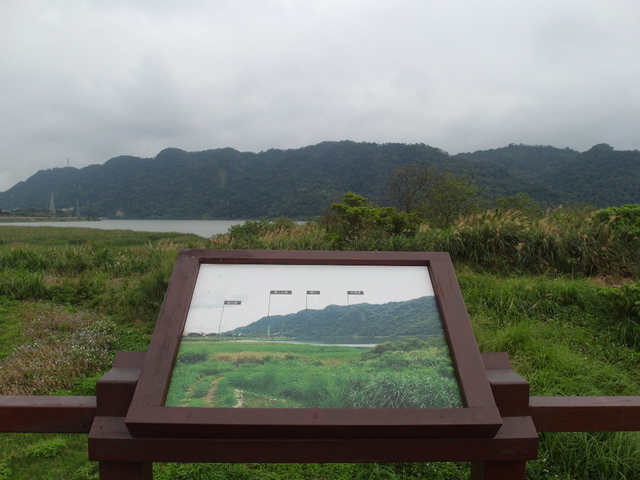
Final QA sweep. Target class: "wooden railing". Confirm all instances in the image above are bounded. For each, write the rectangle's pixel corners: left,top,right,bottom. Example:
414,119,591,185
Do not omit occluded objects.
2,351,640,480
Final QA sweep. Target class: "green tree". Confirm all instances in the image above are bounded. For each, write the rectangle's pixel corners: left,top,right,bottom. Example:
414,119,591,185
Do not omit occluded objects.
389,165,483,228
496,193,544,218
387,163,433,213
321,192,418,245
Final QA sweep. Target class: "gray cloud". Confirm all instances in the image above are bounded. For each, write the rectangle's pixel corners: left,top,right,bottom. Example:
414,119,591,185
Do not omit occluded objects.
1,0,640,190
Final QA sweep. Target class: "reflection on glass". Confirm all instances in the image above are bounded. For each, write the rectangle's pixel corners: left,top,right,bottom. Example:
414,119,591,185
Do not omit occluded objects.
165,264,463,409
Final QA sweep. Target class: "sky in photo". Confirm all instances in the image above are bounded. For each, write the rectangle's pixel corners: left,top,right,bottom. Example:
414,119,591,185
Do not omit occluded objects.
184,263,434,334
2,1,639,190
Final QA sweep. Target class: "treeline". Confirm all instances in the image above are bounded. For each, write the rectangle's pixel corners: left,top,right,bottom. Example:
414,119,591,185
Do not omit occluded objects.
1,141,639,218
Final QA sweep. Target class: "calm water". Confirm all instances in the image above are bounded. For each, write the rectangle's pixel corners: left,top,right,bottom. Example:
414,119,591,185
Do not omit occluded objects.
0,219,246,237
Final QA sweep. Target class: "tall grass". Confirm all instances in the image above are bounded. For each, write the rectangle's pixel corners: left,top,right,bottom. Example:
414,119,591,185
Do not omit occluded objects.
0,227,207,322
411,208,639,277
459,272,640,478
210,208,640,278
167,340,461,409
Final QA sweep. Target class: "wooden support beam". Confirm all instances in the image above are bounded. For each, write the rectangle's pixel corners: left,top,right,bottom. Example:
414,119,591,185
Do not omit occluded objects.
0,352,144,433
0,396,96,433
89,415,537,463
97,351,144,417
530,396,640,432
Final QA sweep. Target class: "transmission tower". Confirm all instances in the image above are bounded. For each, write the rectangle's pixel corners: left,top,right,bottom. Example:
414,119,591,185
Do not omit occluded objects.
49,193,56,217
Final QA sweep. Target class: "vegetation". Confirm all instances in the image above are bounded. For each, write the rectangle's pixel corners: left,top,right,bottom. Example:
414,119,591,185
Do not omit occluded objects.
166,339,461,409
0,304,115,395
2,198,640,478
320,192,418,247
388,164,483,227
3,141,640,219
215,200,640,280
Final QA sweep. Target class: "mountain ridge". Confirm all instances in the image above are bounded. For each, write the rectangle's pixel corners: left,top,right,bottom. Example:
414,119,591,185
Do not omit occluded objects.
1,141,638,218
228,296,443,338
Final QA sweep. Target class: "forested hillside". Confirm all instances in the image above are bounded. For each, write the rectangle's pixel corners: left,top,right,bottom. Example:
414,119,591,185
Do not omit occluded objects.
0,141,638,218
228,296,441,338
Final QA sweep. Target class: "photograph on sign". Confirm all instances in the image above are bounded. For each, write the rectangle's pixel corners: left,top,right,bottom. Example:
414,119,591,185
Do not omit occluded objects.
165,263,462,410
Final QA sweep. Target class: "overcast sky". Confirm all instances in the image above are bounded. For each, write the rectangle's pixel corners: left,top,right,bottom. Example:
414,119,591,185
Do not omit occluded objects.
1,1,639,191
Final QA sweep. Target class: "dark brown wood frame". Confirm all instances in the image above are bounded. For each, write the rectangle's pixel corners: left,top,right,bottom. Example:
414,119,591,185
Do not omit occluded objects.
125,250,502,439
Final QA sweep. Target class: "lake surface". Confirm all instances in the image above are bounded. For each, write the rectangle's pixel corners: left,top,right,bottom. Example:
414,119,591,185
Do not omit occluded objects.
0,219,246,237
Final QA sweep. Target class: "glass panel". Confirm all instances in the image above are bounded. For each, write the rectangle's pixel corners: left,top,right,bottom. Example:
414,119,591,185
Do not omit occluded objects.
165,264,462,409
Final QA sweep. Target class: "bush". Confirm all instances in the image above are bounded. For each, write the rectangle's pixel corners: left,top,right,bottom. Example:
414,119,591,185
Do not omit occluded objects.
24,438,67,458
601,282,640,320
594,204,640,234
320,192,418,249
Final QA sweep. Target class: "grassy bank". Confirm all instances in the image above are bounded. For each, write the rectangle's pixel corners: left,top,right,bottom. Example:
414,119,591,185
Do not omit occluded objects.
0,216,639,479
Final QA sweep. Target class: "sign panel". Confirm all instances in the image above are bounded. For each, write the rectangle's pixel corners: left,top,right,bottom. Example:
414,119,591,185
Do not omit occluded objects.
126,250,501,440
165,263,462,410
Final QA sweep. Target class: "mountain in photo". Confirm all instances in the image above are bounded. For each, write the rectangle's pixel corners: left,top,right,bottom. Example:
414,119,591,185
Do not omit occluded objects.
228,295,442,338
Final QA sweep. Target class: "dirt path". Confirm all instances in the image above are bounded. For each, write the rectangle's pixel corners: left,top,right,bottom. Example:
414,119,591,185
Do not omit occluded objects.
233,388,244,408
202,378,221,407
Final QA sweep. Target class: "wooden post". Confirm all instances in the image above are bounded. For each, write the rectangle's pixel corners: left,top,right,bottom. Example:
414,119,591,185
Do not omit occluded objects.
470,461,527,480
469,353,534,480
99,462,153,480
93,352,151,480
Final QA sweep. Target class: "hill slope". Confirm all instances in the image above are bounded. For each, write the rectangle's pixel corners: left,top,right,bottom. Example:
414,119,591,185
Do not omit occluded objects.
229,296,443,338
1,141,638,218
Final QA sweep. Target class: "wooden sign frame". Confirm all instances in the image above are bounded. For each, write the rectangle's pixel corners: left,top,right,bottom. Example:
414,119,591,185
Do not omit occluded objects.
125,250,501,439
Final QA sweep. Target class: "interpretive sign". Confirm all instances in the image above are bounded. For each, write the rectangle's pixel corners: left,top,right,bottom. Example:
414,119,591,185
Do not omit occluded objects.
166,263,462,410
125,250,501,439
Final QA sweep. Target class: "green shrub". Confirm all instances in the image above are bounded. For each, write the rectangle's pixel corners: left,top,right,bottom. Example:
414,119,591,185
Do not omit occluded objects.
178,352,209,365
320,192,418,249
70,463,99,480
594,204,640,234
601,282,640,320
119,255,174,321
0,461,11,480
191,378,213,398
24,437,67,458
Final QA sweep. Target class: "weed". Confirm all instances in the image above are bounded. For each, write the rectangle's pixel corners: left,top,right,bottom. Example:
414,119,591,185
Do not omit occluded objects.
0,462,10,480
0,304,116,395
24,437,67,458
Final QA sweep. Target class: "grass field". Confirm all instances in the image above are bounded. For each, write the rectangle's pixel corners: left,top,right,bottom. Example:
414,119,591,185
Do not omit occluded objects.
166,338,461,409
0,216,639,479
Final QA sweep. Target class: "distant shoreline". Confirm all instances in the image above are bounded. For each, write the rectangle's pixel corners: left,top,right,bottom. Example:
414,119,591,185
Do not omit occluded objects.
0,216,99,222
0,218,245,237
